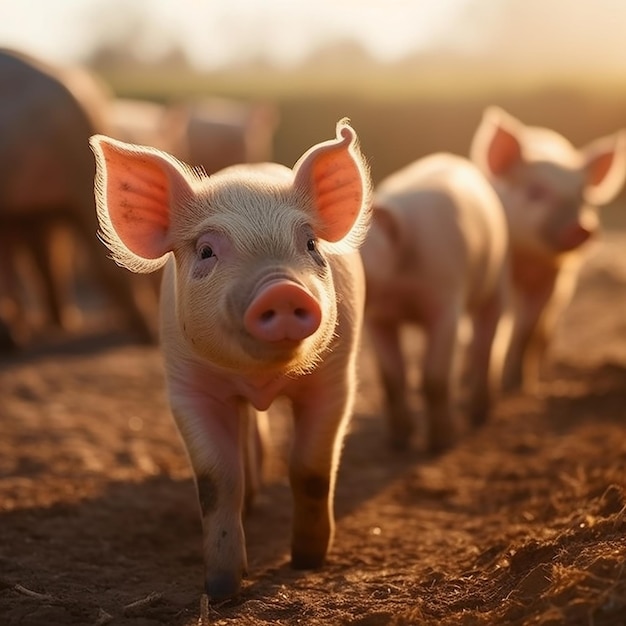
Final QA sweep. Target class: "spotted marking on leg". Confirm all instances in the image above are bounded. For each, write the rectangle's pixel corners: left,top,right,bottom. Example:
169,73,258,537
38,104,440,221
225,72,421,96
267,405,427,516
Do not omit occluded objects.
196,473,219,516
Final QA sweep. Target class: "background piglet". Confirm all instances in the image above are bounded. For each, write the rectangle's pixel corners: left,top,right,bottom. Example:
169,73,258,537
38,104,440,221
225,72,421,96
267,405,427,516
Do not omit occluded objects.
90,121,371,601
471,107,626,392
361,153,509,452
108,96,279,176
162,97,279,175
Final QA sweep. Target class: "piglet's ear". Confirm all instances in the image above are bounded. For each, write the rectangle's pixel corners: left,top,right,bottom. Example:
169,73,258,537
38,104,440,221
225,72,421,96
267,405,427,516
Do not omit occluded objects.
582,131,626,206
293,119,371,246
90,135,196,273
470,106,524,178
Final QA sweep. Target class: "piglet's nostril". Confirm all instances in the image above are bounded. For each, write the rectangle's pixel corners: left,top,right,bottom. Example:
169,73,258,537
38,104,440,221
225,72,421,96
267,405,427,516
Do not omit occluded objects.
260,310,276,323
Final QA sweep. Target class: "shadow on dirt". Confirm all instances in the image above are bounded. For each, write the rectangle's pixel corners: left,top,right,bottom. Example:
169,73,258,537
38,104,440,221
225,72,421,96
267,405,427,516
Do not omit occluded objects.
0,473,202,625
544,361,626,432
0,329,148,371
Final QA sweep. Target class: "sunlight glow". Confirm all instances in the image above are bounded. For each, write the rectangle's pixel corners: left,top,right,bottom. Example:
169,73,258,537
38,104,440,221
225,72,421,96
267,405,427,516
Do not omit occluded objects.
0,0,625,80
0,0,472,68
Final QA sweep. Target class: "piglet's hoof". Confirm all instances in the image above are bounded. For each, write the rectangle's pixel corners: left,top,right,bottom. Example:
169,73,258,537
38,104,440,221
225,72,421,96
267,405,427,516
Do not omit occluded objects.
291,550,325,570
427,429,456,456
205,570,242,603
388,420,415,452
0,321,18,353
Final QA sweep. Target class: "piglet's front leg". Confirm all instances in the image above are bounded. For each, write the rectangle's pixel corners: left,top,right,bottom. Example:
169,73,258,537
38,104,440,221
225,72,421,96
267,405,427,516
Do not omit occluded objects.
171,395,248,602
422,304,460,454
503,282,554,394
288,371,356,569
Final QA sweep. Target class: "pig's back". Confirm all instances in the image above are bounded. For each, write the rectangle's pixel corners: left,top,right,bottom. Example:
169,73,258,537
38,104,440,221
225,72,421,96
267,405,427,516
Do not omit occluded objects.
375,153,508,309
0,48,98,213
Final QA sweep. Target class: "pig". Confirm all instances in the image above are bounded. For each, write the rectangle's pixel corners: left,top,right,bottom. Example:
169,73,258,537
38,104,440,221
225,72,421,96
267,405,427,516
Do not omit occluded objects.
471,107,626,392
360,154,509,452
89,120,371,601
162,97,279,175
108,97,173,150
0,48,156,346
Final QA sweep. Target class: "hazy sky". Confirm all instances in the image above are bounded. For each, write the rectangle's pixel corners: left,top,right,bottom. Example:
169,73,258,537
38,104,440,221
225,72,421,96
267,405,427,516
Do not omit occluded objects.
0,0,473,69
0,0,625,75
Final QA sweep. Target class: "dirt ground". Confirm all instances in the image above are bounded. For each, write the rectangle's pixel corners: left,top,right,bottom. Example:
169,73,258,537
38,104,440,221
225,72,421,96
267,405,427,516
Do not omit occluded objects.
1,233,625,626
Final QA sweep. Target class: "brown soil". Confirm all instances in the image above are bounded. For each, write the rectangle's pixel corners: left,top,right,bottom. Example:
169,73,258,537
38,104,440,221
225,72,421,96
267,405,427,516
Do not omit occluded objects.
1,234,625,626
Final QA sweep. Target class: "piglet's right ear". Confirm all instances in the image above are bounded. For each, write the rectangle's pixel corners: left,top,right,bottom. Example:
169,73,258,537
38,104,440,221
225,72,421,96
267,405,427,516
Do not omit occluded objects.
90,135,196,273
470,107,524,178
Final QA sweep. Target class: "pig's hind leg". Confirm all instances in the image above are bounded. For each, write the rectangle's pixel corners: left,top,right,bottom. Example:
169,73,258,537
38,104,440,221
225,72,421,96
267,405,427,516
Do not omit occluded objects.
367,321,414,450
466,282,507,427
242,406,270,513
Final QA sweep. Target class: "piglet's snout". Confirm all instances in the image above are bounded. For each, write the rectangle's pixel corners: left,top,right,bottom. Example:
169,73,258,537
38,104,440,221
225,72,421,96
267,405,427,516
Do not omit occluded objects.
244,280,322,342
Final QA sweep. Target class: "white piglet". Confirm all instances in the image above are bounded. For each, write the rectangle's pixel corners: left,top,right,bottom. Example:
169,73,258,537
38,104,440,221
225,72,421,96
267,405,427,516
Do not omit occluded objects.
90,120,371,601
471,107,626,392
361,154,509,453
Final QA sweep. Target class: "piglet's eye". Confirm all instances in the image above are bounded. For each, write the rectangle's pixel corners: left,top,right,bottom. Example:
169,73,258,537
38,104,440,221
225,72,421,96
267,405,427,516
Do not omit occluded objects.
307,238,317,252
198,244,214,260
526,183,548,203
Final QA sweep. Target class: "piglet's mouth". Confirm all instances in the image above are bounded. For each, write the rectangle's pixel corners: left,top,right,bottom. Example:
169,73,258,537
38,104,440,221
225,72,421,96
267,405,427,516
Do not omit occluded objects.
242,337,310,373
554,224,594,252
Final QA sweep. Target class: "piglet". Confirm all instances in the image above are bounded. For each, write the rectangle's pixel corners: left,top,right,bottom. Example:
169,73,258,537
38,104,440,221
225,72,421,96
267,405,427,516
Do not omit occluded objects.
361,154,509,452
90,120,371,601
471,107,626,392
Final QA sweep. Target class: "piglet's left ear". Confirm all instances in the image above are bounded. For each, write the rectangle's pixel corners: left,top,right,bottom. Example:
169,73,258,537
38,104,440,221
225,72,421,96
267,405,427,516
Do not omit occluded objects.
582,130,626,206
293,119,371,245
